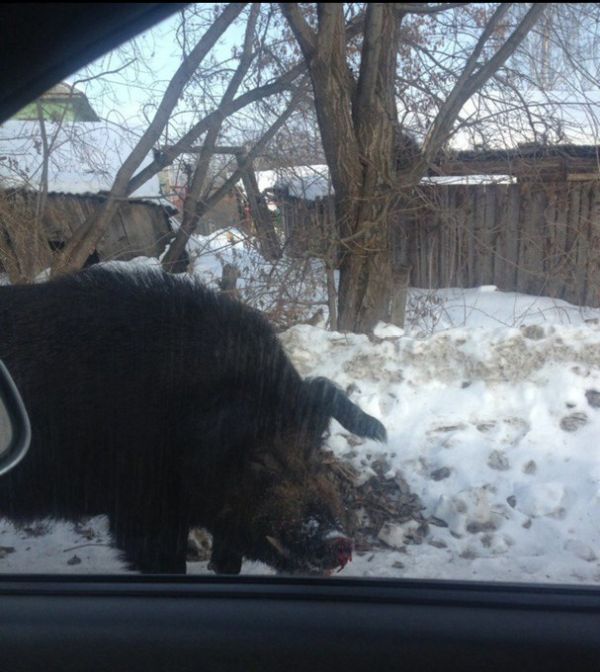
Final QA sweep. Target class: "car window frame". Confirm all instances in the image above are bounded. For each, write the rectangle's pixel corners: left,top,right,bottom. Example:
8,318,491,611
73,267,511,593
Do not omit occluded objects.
1,11,600,665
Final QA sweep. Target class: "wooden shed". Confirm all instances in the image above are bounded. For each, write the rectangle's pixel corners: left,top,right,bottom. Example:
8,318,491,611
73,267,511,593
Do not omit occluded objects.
0,189,177,279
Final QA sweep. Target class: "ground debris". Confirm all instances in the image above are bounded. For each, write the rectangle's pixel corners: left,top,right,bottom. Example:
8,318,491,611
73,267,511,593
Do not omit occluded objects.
560,412,588,432
73,523,96,540
586,389,600,409
322,452,429,552
22,523,50,538
0,546,15,558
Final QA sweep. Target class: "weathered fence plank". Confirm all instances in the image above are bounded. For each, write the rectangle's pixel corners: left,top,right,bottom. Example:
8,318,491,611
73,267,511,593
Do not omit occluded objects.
278,179,600,307
587,185,600,306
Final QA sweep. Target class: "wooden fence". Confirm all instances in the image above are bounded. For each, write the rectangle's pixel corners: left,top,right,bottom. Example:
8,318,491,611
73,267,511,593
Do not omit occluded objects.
278,179,600,308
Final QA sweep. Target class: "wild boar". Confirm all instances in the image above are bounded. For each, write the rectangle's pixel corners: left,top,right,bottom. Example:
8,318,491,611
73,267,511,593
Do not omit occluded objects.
0,266,385,574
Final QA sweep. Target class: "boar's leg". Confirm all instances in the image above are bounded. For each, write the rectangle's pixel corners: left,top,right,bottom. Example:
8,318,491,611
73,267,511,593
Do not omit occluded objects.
208,535,243,575
109,509,190,574
305,377,387,442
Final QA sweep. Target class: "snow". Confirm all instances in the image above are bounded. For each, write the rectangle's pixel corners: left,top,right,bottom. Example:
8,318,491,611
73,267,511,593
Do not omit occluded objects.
421,175,515,185
373,322,404,339
256,165,331,201
0,120,161,199
275,306,600,584
2,245,600,585
254,165,514,199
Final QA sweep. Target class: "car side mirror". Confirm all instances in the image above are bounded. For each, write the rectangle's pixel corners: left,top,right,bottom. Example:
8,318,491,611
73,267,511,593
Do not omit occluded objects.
0,359,31,476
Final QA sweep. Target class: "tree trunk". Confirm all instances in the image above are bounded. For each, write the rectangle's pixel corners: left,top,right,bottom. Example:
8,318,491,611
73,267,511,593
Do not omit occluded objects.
326,266,338,331
282,3,400,334
238,155,281,261
336,199,394,333
282,2,547,334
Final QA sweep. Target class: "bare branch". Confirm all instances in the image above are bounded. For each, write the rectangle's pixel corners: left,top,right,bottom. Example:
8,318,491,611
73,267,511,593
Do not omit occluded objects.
200,93,302,211
279,3,318,59
113,2,246,190
127,62,306,195
395,3,469,15
163,87,307,269
467,4,550,97
127,6,366,198
443,4,512,113
52,2,247,276
161,4,261,268
420,3,549,167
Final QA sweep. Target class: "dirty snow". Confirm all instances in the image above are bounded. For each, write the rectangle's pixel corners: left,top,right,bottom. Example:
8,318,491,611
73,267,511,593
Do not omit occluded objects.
279,314,600,584
2,259,600,585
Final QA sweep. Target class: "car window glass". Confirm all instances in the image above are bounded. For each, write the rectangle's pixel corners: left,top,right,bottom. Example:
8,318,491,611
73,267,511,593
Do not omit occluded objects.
1,3,600,585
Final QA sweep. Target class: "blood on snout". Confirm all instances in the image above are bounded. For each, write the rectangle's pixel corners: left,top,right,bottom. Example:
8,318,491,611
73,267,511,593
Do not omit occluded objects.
320,534,353,574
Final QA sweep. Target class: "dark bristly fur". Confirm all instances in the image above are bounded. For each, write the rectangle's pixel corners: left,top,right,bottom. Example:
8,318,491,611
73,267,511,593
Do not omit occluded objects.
0,266,386,574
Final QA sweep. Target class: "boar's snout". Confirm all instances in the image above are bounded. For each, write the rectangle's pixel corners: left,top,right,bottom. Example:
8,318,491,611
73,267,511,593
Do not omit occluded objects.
246,450,353,575
265,526,353,575
321,534,353,573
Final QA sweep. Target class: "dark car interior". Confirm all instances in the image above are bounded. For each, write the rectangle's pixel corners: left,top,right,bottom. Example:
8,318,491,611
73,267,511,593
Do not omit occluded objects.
0,4,599,671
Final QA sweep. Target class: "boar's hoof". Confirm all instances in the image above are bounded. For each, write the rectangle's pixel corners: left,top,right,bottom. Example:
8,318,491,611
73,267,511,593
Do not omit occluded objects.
208,544,242,575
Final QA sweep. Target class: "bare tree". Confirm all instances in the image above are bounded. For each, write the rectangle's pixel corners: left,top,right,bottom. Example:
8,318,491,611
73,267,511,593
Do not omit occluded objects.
281,2,548,333
51,2,248,277
9,1,599,334
162,4,283,268
44,2,317,278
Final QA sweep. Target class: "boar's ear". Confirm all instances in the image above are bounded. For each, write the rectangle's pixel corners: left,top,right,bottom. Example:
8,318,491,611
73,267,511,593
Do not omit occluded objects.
304,377,387,442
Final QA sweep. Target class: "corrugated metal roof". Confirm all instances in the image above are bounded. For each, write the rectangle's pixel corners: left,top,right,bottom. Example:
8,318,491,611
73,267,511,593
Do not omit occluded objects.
0,186,177,213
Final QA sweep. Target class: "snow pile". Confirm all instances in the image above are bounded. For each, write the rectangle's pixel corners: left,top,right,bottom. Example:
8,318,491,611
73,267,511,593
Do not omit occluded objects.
279,313,600,584
406,285,600,335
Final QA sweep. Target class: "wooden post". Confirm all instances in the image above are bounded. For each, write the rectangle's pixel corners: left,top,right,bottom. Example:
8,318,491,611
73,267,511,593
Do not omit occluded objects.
390,264,411,328
219,263,240,300
326,267,338,331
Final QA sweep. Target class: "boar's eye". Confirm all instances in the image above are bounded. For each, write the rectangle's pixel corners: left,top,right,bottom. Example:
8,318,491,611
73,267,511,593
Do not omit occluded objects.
249,454,280,477
249,461,267,476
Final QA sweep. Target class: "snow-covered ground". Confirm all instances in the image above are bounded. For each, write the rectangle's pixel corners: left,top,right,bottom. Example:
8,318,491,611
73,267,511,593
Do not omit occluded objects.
281,303,600,584
2,245,600,586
